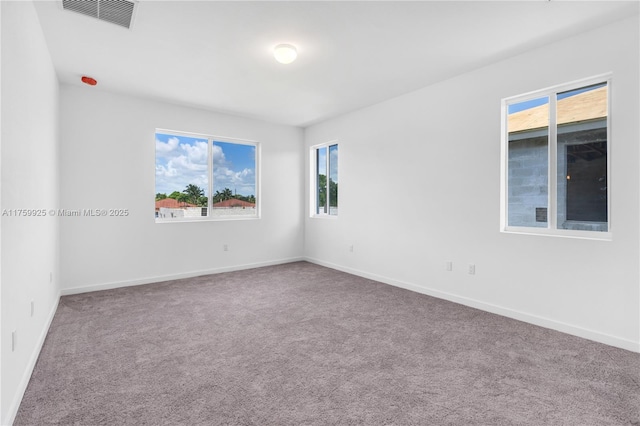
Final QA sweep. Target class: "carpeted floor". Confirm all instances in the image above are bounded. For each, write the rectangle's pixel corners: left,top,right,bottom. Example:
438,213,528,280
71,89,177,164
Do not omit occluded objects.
15,261,640,425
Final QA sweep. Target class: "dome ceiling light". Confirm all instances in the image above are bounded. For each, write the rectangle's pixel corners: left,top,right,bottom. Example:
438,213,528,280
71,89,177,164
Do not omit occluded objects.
274,44,298,65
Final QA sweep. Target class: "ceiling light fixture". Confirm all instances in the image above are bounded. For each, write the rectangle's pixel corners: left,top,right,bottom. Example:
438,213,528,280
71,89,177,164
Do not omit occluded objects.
274,44,297,65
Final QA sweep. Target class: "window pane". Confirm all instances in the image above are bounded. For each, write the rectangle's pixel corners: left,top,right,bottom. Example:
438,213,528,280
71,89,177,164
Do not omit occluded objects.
316,147,327,214
155,133,209,220
328,144,338,215
556,83,607,232
211,141,257,218
507,96,549,228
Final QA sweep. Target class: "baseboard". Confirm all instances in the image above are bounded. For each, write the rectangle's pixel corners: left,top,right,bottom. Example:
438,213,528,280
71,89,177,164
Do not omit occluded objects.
4,291,61,426
61,257,305,296
304,257,640,353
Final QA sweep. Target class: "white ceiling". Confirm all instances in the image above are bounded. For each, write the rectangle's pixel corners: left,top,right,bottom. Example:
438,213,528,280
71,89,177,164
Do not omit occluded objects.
33,1,639,127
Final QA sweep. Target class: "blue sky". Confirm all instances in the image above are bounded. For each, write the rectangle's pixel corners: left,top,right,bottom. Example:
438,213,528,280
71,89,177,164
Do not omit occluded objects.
316,145,338,183
508,83,605,114
508,96,548,114
212,141,256,196
155,133,256,197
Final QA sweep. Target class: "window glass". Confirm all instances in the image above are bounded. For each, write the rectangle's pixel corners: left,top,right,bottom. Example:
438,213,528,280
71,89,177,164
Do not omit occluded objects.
155,133,209,219
329,144,339,215
502,77,609,237
212,141,257,218
316,146,327,215
313,143,338,217
155,131,258,221
507,96,549,228
556,84,607,232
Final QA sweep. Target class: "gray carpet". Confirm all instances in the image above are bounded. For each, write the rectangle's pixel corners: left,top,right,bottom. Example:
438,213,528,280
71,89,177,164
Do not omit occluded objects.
15,261,640,425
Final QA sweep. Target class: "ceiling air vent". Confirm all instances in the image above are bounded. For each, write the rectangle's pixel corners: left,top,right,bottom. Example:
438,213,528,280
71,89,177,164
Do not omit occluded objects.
62,0,136,29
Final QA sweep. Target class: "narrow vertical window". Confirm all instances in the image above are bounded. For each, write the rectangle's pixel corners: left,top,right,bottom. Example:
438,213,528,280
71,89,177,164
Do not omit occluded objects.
329,144,339,214
316,146,327,214
312,142,338,217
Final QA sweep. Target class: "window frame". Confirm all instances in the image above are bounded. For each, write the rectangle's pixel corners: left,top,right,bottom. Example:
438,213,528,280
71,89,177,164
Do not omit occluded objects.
155,128,260,223
310,141,339,219
500,74,612,240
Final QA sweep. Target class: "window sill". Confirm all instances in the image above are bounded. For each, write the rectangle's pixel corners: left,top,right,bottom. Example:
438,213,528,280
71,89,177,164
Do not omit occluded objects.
156,216,259,223
310,214,338,220
502,226,612,241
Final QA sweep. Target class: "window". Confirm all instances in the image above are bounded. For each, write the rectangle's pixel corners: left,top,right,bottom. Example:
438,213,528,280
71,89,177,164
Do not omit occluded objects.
311,142,338,216
155,130,258,221
501,76,610,238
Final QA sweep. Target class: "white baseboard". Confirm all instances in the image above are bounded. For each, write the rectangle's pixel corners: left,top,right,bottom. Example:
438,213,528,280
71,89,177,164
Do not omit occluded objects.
61,257,304,296
4,291,61,426
304,257,640,353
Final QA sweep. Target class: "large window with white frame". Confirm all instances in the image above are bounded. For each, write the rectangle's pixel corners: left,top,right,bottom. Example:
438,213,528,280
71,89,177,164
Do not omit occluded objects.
501,75,611,238
155,129,259,221
311,142,338,217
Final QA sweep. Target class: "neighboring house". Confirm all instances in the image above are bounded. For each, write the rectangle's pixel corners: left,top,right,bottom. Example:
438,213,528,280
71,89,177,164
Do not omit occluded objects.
156,197,255,219
507,86,607,231
155,198,200,219
155,198,197,210
213,199,256,208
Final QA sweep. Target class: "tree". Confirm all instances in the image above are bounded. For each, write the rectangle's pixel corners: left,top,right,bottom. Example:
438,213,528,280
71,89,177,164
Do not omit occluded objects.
329,178,338,208
176,193,189,204
168,191,182,200
318,174,327,211
155,193,167,201
213,188,234,203
317,175,338,212
183,184,204,206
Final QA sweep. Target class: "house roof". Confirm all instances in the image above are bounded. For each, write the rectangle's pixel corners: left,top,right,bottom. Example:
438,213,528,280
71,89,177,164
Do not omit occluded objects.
155,198,197,209
508,86,607,134
213,199,255,208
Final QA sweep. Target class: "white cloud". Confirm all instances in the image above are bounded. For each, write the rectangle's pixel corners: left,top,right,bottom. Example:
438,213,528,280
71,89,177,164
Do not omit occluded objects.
155,136,179,156
213,167,255,195
212,144,226,166
156,136,256,196
155,137,209,194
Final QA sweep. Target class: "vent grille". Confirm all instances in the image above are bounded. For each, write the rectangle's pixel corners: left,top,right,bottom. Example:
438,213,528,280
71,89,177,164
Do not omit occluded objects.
62,0,136,29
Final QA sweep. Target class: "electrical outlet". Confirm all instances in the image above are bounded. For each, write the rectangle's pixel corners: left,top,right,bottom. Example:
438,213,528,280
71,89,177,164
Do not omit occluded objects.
468,264,476,275
445,261,453,271
31,301,34,317
12,331,17,352
50,272,53,283
349,245,354,252
223,244,228,252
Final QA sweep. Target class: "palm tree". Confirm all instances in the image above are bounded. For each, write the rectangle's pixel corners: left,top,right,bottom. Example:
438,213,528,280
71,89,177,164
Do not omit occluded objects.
222,188,233,200
183,184,204,205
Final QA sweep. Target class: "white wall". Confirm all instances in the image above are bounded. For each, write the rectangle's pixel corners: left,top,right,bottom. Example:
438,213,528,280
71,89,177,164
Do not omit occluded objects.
304,15,640,352
1,1,61,424
59,86,304,294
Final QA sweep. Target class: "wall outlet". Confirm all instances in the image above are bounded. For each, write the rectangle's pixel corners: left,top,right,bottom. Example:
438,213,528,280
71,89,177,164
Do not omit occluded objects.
445,261,453,272
223,244,229,252
12,331,17,352
349,245,354,252
50,272,53,283
31,300,35,317
468,264,476,275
